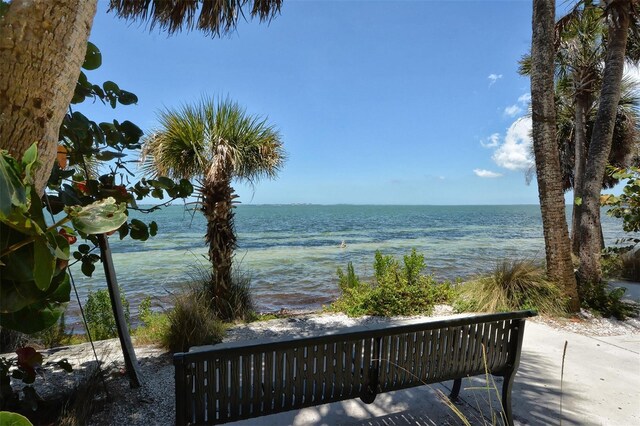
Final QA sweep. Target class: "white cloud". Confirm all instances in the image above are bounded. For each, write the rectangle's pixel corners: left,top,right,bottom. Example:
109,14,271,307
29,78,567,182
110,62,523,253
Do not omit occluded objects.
473,169,503,178
492,117,534,171
481,133,501,148
503,104,523,117
488,73,503,87
518,93,531,104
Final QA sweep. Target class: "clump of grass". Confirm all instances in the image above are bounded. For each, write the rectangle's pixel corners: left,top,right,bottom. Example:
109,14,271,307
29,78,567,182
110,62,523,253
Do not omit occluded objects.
331,249,455,317
164,288,225,353
191,264,256,322
58,367,105,426
455,259,567,316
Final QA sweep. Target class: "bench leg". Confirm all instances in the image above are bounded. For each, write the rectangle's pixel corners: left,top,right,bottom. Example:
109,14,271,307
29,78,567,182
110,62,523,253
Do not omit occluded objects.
501,371,515,426
449,378,462,402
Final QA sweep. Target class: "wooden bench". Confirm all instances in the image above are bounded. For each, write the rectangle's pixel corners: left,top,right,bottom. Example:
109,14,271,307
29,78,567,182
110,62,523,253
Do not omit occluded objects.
174,310,536,425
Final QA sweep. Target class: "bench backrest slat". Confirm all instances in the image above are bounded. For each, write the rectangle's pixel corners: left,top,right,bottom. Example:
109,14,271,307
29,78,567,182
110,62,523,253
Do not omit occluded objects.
175,311,534,425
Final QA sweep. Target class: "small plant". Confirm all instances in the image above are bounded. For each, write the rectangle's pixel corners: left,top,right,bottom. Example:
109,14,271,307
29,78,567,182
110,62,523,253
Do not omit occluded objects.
84,288,130,341
133,297,170,346
455,259,567,316
164,289,225,353
601,249,624,279
580,280,639,320
0,347,71,413
331,250,454,317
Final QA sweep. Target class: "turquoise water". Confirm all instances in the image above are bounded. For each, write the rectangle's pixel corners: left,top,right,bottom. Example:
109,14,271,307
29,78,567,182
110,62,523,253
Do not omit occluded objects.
69,204,626,316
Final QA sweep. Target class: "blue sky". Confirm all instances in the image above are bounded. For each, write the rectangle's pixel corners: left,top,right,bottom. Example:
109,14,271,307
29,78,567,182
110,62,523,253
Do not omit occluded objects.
82,0,575,205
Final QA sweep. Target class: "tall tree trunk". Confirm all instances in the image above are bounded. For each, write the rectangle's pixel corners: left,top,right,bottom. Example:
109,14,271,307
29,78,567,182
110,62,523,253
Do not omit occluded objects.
571,92,590,255
0,0,97,194
531,0,580,312
202,145,236,320
578,0,631,285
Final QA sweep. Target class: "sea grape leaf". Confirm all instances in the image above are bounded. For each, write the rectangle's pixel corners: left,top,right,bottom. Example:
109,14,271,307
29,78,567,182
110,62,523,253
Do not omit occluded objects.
81,259,96,277
0,273,70,333
82,42,102,70
21,143,38,184
0,411,34,426
0,304,63,334
149,221,158,237
0,153,27,218
118,91,138,106
33,237,55,291
129,219,149,241
65,197,127,235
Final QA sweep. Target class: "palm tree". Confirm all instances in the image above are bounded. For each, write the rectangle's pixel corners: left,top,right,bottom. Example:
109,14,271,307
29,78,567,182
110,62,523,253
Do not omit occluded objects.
579,0,635,284
531,0,581,311
553,1,640,256
142,97,285,318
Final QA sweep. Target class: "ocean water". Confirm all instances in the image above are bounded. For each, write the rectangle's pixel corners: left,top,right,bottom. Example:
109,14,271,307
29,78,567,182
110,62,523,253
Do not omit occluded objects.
68,204,627,317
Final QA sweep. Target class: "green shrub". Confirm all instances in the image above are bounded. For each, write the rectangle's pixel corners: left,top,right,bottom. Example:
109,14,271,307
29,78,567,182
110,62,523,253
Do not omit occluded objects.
133,296,170,346
455,259,566,316
601,250,623,279
331,249,454,317
85,288,130,341
581,280,639,320
164,289,225,353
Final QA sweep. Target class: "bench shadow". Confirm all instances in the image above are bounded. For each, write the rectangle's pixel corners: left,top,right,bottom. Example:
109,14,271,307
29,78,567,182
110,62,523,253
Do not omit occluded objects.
229,351,574,426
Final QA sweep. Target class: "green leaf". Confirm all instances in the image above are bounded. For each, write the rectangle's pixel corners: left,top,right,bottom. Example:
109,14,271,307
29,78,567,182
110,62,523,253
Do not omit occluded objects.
151,188,164,199
0,153,28,219
149,221,158,237
129,219,149,241
95,150,126,161
78,244,91,254
0,304,62,335
82,42,102,70
33,238,55,291
21,143,38,181
81,259,96,277
118,90,138,105
574,197,582,206
66,198,128,235
103,80,120,94
0,411,34,426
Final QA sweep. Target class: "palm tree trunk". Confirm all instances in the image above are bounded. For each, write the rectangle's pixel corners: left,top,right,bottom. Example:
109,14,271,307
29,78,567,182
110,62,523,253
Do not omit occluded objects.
571,92,590,255
0,0,97,194
531,0,580,312
201,163,236,319
578,0,631,285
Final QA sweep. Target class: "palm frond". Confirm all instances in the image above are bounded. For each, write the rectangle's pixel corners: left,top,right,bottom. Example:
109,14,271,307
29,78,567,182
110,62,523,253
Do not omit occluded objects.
142,95,285,189
108,0,282,37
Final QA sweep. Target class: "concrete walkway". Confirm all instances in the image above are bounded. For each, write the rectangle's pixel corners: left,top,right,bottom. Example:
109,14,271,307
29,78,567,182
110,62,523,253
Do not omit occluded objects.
227,322,640,426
